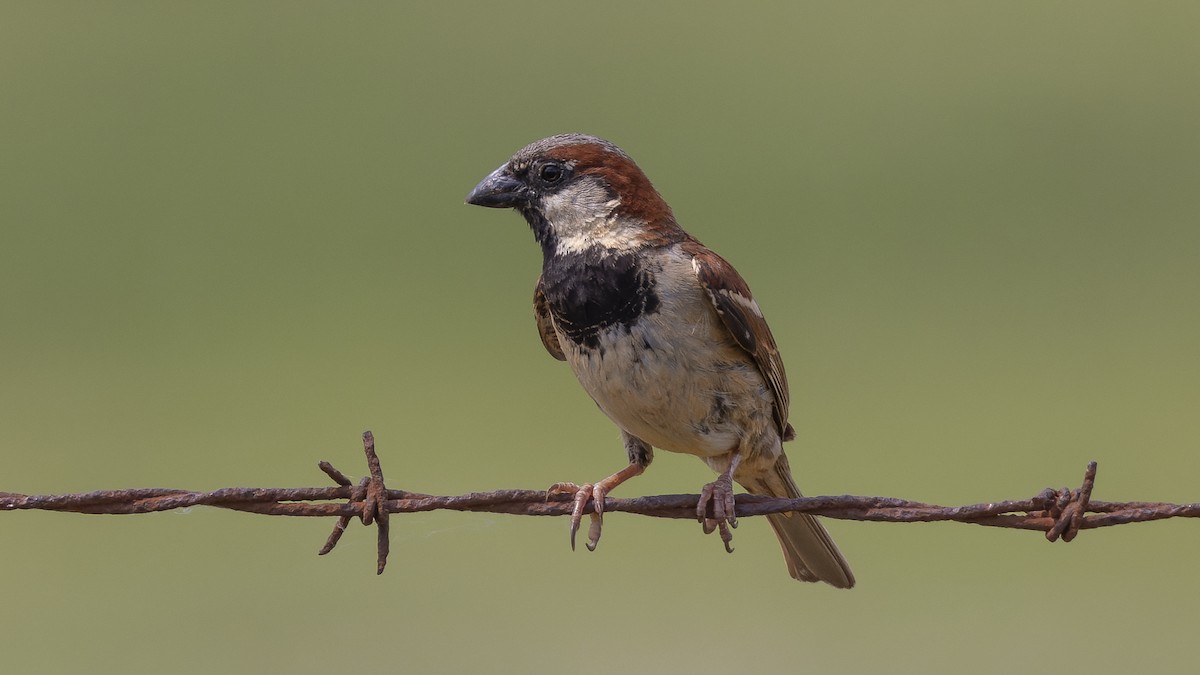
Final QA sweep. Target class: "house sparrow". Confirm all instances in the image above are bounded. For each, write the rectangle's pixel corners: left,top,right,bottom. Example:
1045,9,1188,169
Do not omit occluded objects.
466,133,854,587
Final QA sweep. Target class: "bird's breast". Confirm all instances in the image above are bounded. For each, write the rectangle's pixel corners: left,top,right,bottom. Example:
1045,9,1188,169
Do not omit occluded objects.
539,246,659,350
546,248,773,457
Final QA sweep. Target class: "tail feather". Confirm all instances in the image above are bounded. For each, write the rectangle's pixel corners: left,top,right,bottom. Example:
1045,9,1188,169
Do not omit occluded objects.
743,456,855,588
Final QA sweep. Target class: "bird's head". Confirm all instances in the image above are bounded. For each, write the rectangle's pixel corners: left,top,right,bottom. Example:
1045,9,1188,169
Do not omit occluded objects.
466,133,681,254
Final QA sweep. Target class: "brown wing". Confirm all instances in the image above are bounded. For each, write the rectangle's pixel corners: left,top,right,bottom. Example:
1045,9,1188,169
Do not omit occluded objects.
686,242,794,440
533,275,567,361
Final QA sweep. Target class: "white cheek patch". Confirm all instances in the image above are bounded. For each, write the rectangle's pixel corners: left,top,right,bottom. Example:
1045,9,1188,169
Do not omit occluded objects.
542,179,639,254
541,180,614,229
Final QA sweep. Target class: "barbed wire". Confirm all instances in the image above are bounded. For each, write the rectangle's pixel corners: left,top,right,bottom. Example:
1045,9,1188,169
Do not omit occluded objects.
2,431,1196,574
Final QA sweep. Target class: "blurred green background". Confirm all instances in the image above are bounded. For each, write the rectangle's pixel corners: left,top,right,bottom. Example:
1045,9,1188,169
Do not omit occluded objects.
3,2,1198,673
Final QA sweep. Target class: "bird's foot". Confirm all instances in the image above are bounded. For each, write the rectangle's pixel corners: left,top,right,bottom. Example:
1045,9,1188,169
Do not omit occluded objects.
697,472,738,553
547,463,644,553
547,482,605,551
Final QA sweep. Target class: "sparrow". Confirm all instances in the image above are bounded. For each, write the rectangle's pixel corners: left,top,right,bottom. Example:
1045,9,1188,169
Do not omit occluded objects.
466,133,854,587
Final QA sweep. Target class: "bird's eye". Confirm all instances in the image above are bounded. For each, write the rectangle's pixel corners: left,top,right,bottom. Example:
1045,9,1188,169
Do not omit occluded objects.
539,163,564,184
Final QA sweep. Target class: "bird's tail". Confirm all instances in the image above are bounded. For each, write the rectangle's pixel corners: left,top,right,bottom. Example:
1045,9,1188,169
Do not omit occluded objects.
741,454,855,588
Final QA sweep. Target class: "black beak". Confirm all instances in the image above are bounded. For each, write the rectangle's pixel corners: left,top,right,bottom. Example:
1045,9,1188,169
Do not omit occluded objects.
465,165,532,208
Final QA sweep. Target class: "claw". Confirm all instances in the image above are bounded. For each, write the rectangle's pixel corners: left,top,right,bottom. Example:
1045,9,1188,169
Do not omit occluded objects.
547,462,644,553
547,482,600,551
585,483,612,551
697,481,715,523
718,521,734,553
548,481,582,496
723,482,738,529
697,471,738,551
570,484,593,551
584,515,602,551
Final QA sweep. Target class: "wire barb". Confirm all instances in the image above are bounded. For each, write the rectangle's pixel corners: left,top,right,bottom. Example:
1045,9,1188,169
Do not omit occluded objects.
1045,461,1097,543
2,434,1197,574
315,431,392,574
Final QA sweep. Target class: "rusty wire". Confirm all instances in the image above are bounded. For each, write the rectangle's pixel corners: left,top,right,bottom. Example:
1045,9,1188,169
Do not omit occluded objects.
2,431,1197,574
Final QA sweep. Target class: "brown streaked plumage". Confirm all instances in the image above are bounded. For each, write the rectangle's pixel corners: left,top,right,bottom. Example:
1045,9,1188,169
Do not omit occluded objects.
467,133,853,587
685,240,796,442
533,275,566,362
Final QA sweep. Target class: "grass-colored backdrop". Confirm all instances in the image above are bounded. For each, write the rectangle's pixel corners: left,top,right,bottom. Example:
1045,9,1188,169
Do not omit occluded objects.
3,2,1197,673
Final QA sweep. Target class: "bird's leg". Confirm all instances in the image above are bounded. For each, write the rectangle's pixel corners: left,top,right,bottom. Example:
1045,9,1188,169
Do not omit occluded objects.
548,462,644,552
547,433,652,552
698,452,743,553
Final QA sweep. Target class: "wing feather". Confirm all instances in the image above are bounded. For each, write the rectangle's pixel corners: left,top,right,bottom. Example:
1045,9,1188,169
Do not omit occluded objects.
686,242,793,440
533,275,567,361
